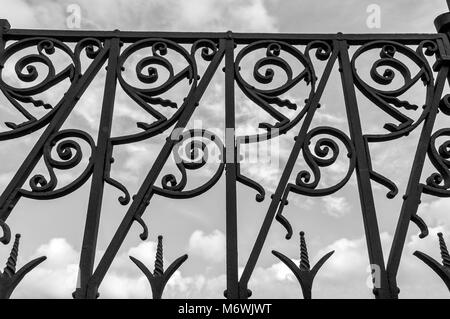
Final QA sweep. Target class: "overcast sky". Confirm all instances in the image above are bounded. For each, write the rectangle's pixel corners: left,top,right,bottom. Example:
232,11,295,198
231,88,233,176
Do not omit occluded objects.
0,0,450,299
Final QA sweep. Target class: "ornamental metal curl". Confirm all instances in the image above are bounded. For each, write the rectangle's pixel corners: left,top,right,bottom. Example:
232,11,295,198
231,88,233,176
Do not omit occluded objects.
276,126,356,239
423,101,450,197
235,40,316,134
352,40,435,139
19,129,96,200
350,40,438,203
350,39,440,244
152,129,225,199
113,38,218,145
0,37,102,140
234,40,332,202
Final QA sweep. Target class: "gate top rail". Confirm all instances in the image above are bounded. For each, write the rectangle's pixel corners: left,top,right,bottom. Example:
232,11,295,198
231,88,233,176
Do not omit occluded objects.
0,25,445,45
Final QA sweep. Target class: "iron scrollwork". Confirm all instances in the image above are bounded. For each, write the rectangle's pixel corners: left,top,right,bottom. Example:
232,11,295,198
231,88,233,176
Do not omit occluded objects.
19,129,96,199
423,98,450,197
352,40,436,137
351,40,439,238
276,127,356,239
0,7,450,299
0,37,103,140
233,40,332,202
113,39,218,145
153,129,225,199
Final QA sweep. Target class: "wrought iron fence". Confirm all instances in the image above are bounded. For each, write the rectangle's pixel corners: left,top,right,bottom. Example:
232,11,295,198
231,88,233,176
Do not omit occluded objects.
1,3,450,299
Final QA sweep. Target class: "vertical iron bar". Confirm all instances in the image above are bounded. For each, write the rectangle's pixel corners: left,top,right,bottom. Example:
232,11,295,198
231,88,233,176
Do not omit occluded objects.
224,32,239,299
337,37,390,299
74,37,121,299
0,20,9,52
87,41,226,297
0,41,110,221
239,44,339,297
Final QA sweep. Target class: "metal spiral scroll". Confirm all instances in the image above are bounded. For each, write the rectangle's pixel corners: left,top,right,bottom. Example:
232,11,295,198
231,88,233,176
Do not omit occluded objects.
18,129,96,199
234,40,332,202
276,127,356,239
113,39,219,145
234,40,322,137
0,37,103,140
352,40,435,138
351,40,437,201
422,96,450,198
152,129,225,199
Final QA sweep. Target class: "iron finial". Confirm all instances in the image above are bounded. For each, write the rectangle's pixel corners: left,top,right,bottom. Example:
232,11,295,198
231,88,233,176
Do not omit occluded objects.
154,235,164,276
299,231,310,271
130,235,188,299
4,234,20,277
414,233,450,293
438,232,450,268
272,231,334,299
0,234,46,299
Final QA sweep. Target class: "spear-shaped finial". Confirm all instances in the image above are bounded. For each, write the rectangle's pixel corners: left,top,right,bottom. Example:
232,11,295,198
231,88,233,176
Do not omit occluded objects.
4,234,20,277
438,232,450,268
130,235,188,299
154,235,164,277
272,231,334,299
0,234,46,299
414,232,450,293
299,231,310,271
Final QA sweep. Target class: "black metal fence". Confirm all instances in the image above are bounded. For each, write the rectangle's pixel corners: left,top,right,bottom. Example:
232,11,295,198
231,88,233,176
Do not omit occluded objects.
0,4,450,299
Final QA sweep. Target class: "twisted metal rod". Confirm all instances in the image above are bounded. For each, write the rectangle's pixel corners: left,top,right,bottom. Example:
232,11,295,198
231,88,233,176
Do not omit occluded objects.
154,235,164,276
299,231,310,271
438,232,450,268
4,234,20,277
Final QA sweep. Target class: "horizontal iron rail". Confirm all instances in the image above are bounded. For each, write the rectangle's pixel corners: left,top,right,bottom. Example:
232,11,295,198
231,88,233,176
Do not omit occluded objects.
2,28,446,44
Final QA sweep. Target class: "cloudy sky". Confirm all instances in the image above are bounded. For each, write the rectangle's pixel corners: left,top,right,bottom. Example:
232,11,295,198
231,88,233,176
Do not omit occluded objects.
0,0,450,299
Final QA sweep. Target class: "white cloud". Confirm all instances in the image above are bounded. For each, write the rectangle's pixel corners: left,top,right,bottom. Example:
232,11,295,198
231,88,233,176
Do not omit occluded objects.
418,198,450,227
122,143,159,174
188,230,225,263
13,238,159,298
321,196,350,218
14,238,79,298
